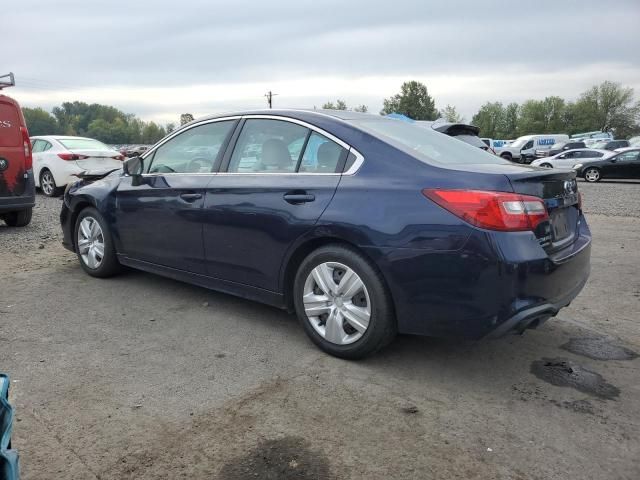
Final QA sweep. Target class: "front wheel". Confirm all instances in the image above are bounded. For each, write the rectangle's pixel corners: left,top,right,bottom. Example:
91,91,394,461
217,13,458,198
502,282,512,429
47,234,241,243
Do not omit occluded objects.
74,207,121,277
2,208,32,227
540,163,553,168
584,167,601,182
293,244,396,359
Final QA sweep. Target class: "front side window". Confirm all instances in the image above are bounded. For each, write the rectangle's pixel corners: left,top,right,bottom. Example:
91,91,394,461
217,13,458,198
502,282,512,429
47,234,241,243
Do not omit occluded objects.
617,151,639,162
147,120,234,174
228,119,309,173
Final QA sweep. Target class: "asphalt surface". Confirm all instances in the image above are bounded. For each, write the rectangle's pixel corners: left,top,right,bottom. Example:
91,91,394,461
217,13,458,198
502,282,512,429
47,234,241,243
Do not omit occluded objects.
1,182,639,480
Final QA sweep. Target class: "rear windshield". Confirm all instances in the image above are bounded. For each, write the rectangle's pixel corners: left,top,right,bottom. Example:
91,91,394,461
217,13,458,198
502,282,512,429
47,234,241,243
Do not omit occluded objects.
350,118,508,165
57,138,110,150
0,99,21,146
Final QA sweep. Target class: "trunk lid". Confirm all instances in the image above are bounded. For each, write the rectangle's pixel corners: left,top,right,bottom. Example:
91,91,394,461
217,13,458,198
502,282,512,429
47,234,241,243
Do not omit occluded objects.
70,149,123,170
505,167,580,253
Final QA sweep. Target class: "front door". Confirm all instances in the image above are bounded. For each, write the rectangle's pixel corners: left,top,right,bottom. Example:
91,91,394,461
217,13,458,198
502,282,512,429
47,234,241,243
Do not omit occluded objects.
202,118,347,291
114,119,237,273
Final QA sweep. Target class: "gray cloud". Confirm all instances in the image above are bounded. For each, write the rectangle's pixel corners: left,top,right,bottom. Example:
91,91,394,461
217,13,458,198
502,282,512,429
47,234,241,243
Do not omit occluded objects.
3,0,640,120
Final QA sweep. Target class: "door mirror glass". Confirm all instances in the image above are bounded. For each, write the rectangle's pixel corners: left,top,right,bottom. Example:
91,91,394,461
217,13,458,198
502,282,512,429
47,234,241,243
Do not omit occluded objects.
123,156,144,176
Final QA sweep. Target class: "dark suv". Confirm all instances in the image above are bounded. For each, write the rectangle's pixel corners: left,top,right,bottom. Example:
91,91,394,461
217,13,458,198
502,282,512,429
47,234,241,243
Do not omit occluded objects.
0,73,35,227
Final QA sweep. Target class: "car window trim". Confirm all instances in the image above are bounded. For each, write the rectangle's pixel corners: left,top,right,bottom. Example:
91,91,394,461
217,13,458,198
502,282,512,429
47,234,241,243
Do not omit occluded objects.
141,117,241,176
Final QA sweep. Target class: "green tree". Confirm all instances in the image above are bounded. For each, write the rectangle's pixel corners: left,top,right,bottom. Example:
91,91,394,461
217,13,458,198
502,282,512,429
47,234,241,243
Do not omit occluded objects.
22,107,59,135
472,102,506,138
439,104,463,123
353,105,368,113
572,81,639,137
380,81,437,120
166,122,176,134
141,122,166,144
503,103,519,138
322,99,347,110
180,113,194,125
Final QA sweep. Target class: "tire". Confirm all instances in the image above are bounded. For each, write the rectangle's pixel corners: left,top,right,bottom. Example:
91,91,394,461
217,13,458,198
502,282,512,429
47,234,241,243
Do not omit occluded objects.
293,244,396,359
584,167,601,183
540,163,552,168
40,169,62,197
500,153,512,162
74,207,121,277
2,208,32,227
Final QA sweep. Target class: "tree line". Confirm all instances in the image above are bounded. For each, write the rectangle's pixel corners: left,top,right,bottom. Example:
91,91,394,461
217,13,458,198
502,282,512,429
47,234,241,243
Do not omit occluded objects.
22,101,176,145
22,80,639,145
323,80,640,139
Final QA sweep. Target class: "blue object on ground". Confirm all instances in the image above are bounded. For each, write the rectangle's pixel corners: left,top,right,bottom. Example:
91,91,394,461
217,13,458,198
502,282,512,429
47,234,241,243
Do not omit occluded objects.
0,374,19,480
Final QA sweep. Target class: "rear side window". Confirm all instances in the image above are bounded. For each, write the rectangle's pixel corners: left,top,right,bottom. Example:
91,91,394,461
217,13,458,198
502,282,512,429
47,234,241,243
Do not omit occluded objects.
228,119,309,173
0,99,21,146
299,132,347,173
58,138,109,150
583,150,603,158
351,118,508,165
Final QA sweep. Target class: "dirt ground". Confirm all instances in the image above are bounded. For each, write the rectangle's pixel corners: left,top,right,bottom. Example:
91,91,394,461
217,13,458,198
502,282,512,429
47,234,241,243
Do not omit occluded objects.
1,184,639,480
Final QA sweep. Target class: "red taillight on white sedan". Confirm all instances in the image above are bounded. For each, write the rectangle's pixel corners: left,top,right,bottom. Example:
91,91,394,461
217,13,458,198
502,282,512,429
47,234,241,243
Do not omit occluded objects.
422,189,549,232
112,155,125,161
57,153,89,161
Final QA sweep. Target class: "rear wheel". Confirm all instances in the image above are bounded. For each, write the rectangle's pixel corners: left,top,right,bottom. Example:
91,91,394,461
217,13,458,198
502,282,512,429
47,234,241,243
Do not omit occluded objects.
74,207,121,277
40,169,62,197
584,167,601,182
540,163,553,168
293,244,396,359
2,208,32,227
500,153,512,162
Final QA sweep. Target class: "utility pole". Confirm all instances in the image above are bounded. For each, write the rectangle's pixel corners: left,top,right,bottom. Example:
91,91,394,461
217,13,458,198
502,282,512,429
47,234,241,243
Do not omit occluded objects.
264,90,278,109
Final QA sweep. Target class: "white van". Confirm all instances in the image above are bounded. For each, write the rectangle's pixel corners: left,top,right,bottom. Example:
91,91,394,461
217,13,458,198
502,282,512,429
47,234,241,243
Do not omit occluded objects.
496,134,569,163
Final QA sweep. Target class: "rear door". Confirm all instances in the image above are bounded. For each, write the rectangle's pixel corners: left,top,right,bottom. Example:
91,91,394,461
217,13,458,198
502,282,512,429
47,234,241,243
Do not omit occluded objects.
201,117,346,291
0,96,25,196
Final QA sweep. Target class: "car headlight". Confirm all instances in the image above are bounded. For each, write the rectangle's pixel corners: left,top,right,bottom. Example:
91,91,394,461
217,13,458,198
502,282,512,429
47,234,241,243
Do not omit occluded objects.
572,163,583,169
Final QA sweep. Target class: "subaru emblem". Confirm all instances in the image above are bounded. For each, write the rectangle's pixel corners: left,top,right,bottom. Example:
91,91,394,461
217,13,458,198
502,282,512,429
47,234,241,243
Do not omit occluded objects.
0,158,8,172
564,180,575,195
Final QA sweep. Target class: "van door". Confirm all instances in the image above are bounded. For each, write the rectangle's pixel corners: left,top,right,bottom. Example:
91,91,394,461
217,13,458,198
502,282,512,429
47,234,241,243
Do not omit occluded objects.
0,96,26,196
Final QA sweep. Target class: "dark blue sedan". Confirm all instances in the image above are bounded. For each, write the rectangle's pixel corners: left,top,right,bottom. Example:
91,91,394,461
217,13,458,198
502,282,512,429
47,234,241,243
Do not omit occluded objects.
60,110,591,358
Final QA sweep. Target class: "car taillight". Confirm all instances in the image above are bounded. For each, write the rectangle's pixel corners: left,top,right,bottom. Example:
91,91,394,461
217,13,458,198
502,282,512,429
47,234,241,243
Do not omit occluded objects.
422,189,549,232
112,155,124,160
20,126,32,169
57,153,90,161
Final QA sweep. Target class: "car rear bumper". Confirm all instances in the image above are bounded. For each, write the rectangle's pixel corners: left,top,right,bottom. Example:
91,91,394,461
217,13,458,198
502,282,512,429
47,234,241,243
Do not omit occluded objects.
363,214,591,340
0,170,35,213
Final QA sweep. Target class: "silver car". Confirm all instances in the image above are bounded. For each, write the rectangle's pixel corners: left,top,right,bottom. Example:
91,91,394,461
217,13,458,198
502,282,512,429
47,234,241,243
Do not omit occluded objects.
530,148,611,168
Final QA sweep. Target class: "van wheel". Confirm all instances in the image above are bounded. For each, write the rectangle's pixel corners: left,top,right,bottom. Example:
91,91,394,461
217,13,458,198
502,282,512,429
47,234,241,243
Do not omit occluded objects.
3,208,33,227
500,153,512,162
74,207,121,277
40,170,62,197
293,244,396,359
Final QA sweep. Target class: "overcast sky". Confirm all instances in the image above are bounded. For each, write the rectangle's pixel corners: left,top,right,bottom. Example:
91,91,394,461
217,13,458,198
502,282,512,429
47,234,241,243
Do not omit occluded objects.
3,0,640,124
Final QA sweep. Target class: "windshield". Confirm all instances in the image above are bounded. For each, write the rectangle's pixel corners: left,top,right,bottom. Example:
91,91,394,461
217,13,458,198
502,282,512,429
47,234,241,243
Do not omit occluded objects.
58,138,111,151
509,137,530,149
591,141,608,149
350,118,507,165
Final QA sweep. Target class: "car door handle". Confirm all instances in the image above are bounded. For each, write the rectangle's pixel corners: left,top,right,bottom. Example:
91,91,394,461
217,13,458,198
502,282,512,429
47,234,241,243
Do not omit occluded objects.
180,193,203,202
283,193,315,204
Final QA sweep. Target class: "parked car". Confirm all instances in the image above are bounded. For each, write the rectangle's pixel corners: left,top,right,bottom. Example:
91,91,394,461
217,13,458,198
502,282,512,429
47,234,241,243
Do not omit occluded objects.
0,72,35,227
31,136,124,196
429,122,493,152
530,149,610,168
60,110,591,359
481,138,512,154
497,134,569,163
537,141,587,158
590,139,630,151
573,147,640,182
125,145,150,157
628,136,640,147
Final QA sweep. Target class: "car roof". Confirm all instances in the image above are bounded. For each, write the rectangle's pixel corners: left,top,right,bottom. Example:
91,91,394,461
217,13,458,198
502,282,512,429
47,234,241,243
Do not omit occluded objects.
185,108,371,125
614,146,640,153
30,135,97,140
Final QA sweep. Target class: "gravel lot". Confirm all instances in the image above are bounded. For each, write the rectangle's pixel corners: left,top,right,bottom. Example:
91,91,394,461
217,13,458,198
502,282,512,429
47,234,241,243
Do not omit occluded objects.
1,181,639,480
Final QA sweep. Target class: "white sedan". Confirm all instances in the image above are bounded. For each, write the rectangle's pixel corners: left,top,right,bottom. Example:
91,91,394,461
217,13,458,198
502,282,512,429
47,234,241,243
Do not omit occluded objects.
30,136,124,196
530,148,611,169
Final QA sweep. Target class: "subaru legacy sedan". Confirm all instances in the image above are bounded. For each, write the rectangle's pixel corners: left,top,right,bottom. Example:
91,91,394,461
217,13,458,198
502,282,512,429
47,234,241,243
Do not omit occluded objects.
60,110,591,358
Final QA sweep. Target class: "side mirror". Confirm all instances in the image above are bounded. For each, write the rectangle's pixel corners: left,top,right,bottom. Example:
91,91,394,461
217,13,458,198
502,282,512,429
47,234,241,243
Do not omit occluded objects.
123,156,144,176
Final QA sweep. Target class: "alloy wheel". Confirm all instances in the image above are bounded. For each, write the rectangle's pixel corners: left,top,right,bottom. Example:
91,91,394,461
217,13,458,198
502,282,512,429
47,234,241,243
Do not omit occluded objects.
77,217,105,269
41,172,55,196
302,262,371,345
585,168,600,182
